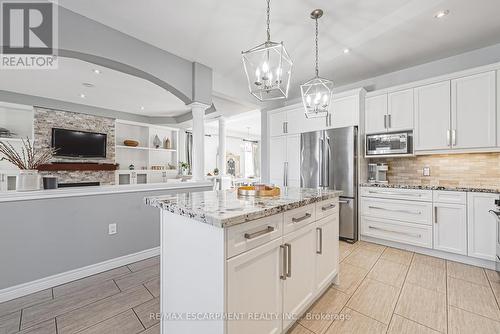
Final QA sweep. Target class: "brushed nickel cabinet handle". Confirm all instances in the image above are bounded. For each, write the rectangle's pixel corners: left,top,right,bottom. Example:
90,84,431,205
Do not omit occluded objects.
384,114,387,129
368,190,422,197
388,114,392,128
434,206,438,224
285,243,292,278
321,203,336,211
316,227,323,254
368,226,422,238
280,245,287,280
244,226,275,239
292,213,312,223
368,206,422,215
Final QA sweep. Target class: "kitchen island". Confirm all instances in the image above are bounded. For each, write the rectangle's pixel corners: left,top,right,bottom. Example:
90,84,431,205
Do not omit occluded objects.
146,187,342,334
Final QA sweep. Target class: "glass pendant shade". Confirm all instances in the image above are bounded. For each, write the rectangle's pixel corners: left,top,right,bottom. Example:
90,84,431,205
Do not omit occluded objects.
301,76,334,118
242,41,293,101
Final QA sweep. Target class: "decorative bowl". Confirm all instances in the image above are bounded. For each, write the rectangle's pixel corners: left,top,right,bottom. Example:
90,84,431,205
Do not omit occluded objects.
124,140,139,147
238,185,280,197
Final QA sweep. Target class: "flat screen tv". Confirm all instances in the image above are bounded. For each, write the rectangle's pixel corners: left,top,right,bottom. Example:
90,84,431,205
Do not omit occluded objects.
52,128,107,158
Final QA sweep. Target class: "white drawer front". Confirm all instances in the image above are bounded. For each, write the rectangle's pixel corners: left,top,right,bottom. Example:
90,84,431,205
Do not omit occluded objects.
361,216,433,249
432,190,466,205
226,213,283,259
361,187,432,202
361,197,433,225
283,204,316,235
315,198,339,221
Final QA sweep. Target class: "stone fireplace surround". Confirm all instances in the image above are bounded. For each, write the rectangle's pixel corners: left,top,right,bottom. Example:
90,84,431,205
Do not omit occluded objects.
33,107,116,185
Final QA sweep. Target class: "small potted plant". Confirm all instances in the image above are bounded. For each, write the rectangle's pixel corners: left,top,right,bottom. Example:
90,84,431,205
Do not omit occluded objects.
179,162,190,176
0,138,56,191
213,168,219,176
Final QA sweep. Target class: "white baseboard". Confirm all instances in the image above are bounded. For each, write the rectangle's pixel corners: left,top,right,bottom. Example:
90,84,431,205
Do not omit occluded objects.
360,235,496,270
0,247,160,303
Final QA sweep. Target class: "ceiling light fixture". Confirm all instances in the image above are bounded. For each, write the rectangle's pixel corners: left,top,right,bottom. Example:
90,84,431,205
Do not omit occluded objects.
140,106,145,111
92,69,101,74
79,93,86,98
434,10,449,19
82,83,94,88
241,0,293,101
301,9,333,119
343,48,351,54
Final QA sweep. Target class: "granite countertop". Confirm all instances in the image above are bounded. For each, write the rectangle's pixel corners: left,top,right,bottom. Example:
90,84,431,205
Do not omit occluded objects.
360,183,500,194
145,187,343,228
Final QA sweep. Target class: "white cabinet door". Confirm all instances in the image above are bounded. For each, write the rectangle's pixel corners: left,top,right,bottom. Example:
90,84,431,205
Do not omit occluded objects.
451,71,496,149
269,136,286,186
365,94,387,134
330,95,359,129
283,223,316,330
226,238,283,334
388,89,413,131
287,106,326,134
286,134,301,187
269,110,287,137
467,193,498,261
414,81,451,151
315,214,339,292
433,203,467,255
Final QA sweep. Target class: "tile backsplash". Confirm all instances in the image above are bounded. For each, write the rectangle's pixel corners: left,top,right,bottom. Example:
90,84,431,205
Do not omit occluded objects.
374,152,500,190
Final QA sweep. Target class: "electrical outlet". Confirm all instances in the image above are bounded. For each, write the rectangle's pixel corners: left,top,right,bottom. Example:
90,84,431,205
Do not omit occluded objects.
108,223,117,235
423,167,431,177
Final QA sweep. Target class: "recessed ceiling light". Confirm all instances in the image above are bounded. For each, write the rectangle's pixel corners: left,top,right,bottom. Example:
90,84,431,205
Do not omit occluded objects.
92,69,101,74
434,10,449,19
343,48,351,54
140,106,145,111
80,93,86,98
82,82,94,88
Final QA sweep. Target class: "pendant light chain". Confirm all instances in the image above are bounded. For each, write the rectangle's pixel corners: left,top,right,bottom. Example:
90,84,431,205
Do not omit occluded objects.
315,17,319,77
266,0,271,42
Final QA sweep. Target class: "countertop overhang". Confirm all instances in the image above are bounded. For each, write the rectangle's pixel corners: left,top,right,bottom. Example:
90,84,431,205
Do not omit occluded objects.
360,183,500,194
145,187,343,228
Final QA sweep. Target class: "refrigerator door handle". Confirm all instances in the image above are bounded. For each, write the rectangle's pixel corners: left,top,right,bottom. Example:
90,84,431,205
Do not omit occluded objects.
324,136,331,188
319,137,324,187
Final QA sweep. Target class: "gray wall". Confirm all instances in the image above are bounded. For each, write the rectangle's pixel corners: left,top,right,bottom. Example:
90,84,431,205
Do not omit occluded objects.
0,186,210,289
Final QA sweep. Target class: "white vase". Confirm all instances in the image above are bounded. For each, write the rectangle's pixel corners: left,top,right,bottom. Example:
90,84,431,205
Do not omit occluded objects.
17,170,40,191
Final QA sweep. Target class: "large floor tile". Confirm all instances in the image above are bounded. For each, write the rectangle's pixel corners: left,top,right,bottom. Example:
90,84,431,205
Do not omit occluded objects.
133,298,160,329
380,247,413,266
448,306,500,334
114,265,160,291
0,289,52,317
339,241,358,262
485,269,500,284
17,319,56,334
387,314,441,334
412,254,446,270
0,310,21,334
287,323,314,334
342,248,381,270
53,266,130,298
332,263,369,295
367,259,408,288
144,277,160,298
21,280,120,329
356,241,386,255
299,288,350,334
395,283,447,333
406,262,446,293
490,280,500,304
127,256,160,273
325,307,387,334
77,309,144,334
447,276,500,321
56,285,153,334
447,261,489,286
142,323,160,334
346,278,400,324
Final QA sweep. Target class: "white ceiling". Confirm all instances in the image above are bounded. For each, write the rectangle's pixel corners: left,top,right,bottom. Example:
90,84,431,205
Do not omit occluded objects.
0,57,190,116
205,110,262,139
59,0,500,105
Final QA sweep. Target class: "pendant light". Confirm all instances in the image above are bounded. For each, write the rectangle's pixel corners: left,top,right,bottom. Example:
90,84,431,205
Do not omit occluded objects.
242,0,293,101
301,9,333,119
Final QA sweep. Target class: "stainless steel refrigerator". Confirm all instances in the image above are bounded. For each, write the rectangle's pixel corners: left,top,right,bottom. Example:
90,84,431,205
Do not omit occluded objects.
300,126,358,242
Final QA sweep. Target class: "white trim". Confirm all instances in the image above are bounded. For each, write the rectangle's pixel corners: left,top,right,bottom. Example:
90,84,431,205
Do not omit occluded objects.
360,235,496,270
0,247,160,303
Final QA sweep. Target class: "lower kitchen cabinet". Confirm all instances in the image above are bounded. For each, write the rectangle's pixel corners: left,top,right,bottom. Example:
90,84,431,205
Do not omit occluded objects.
226,238,283,334
314,214,339,292
467,192,498,261
433,203,467,255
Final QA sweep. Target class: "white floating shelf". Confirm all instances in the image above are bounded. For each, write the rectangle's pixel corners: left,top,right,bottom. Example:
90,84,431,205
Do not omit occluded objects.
116,145,176,152
0,137,25,142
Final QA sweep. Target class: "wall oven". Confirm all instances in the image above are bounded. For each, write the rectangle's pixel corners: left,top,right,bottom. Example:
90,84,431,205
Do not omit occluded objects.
366,131,413,156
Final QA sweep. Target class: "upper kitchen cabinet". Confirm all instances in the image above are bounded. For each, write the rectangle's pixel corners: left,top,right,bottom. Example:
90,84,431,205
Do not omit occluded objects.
414,81,451,151
388,89,414,131
451,71,496,149
286,106,326,135
269,110,287,137
328,94,360,130
365,94,387,134
269,136,286,186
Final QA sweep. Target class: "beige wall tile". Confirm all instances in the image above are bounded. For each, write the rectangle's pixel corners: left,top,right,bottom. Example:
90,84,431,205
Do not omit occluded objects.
448,306,500,334
388,314,441,334
325,307,387,334
447,261,489,286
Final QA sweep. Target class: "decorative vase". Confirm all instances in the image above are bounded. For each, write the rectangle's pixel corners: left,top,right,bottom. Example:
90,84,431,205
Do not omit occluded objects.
17,170,40,191
165,137,171,149
153,135,161,148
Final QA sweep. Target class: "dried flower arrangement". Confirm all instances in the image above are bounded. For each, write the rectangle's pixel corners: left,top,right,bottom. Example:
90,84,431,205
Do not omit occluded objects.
0,138,56,170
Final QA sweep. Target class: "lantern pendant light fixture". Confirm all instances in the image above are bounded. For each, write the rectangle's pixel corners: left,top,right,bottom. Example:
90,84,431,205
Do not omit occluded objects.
301,9,334,119
242,0,293,101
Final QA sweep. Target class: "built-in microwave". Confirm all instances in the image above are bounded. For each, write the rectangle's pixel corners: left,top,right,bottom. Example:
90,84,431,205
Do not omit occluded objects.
366,131,413,156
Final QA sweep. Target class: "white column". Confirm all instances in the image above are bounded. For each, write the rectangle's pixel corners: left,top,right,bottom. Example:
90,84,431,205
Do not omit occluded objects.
190,102,208,181
218,117,226,175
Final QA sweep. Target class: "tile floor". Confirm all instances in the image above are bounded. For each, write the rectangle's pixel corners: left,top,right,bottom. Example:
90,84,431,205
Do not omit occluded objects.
1,241,500,333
